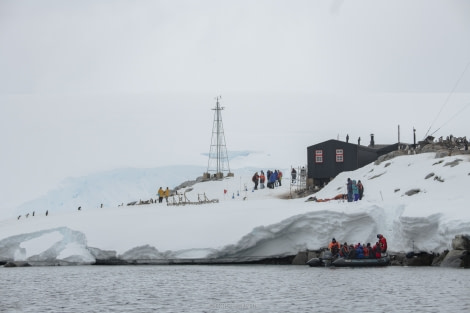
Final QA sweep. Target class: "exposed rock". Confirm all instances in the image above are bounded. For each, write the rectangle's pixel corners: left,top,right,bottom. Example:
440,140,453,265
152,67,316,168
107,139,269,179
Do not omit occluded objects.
451,235,470,250
440,250,469,268
292,251,308,265
307,250,321,260
3,261,31,267
405,189,421,196
88,247,117,260
404,251,434,266
375,150,407,165
431,251,448,266
444,159,463,168
94,258,129,265
425,173,435,179
119,244,165,260
390,252,406,266
370,173,385,179
434,150,451,158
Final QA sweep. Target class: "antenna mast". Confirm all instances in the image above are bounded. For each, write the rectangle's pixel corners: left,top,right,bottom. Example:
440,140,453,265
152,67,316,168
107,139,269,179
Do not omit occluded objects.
206,96,231,179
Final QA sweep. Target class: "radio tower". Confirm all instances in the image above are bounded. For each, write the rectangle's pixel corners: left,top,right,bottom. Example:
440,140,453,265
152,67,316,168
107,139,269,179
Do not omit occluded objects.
206,96,231,179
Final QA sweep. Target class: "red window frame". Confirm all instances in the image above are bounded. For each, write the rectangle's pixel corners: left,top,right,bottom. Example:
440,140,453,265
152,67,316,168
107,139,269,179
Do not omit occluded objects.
315,150,323,163
336,149,344,162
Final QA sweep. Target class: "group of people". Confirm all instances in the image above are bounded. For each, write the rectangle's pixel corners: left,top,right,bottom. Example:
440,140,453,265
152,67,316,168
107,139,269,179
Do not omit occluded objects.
346,178,364,202
328,234,388,259
252,170,283,190
157,187,171,203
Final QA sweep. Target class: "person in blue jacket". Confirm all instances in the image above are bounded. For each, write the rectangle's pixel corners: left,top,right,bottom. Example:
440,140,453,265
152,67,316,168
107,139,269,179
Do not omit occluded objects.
355,243,364,259
268,170,278,189
352,180,359,201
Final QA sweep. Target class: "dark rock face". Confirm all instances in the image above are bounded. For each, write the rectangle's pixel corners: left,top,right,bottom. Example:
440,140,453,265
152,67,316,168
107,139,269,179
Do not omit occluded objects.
292,251,308,265
3,261,31,267
405,189,421,196
451,235,470,250
431,251,449,266
403,252,435,266
440,250,469,268
439,235,470,268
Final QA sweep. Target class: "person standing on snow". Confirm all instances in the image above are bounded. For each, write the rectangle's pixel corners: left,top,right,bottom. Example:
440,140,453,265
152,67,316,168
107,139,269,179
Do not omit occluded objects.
352,180,359,201
259,171,266,189
291,168,297,184
270,170,278,188
252,172,259,190
164,187,170,203
357,180,364,200
346,178,353,202
158,187,164,203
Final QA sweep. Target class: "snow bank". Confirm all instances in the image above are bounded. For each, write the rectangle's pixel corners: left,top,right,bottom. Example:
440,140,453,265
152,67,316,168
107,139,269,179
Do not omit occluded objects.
0,152,469,265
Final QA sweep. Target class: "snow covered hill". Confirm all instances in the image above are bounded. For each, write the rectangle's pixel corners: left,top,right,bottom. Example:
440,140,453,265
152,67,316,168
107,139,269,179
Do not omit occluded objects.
0,152,469,265
13,165,206,217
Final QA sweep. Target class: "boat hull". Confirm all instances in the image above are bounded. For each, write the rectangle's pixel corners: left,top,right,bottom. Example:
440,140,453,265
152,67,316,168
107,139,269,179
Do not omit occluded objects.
332,256,391,267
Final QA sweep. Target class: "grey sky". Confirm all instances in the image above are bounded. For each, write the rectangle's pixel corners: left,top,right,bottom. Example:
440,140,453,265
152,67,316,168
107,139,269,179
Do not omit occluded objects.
1,0,470,207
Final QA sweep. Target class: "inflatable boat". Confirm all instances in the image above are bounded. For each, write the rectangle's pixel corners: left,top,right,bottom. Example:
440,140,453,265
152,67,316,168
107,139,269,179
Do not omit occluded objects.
331,255,391,267
307,251,391,267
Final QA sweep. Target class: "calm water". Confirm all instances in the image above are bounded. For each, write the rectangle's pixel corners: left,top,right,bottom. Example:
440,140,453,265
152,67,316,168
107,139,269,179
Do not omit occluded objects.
1,265,469,313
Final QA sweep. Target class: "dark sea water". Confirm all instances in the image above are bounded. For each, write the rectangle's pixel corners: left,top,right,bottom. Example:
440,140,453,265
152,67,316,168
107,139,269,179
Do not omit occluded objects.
1,265,469,313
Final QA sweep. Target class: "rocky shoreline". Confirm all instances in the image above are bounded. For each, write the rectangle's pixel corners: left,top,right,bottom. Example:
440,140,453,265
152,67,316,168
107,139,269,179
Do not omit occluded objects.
292,234,470,268
3,235,468,268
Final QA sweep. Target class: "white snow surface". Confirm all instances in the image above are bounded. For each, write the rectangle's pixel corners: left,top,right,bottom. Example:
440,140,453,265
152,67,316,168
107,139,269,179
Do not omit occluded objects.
1,152,470,265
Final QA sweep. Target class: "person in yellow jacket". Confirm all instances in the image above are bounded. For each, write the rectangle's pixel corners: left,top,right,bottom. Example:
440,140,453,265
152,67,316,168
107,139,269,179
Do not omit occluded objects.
158,187,164,203
164,187,170,203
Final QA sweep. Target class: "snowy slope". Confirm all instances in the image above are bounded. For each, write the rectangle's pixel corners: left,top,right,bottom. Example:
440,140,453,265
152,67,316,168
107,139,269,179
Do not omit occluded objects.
13,165,206,216
0,152,469,265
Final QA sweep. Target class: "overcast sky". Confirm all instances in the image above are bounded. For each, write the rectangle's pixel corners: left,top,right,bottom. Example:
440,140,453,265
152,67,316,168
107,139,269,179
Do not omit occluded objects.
1,0,470,208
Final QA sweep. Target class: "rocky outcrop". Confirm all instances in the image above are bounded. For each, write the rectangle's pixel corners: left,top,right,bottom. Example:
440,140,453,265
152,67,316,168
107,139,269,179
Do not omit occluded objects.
3,261,31,267
88,247,117,260
403,251,435,266
292,250,323,265
452,234,470,250
441,235,470,268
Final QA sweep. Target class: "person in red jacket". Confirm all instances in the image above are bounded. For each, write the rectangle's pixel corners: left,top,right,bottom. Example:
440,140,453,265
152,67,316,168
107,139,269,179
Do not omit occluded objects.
374,242,382,258
377,234,387,253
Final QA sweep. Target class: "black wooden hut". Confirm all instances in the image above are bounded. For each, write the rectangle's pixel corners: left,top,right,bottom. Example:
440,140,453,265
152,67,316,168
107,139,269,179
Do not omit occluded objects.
307,138,399,186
